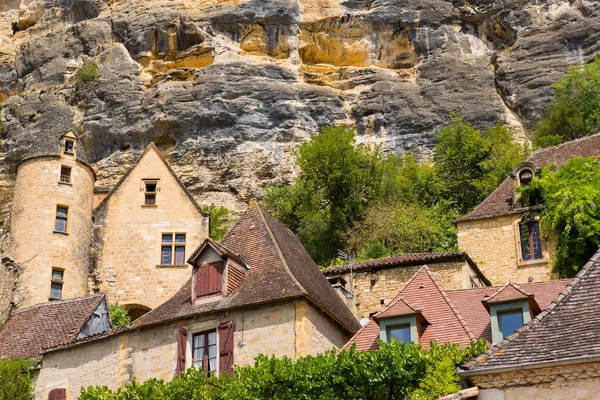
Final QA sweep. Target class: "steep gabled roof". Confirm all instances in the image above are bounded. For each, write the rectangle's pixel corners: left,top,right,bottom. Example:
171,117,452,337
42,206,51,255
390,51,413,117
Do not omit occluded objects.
94,143,207,216
460,133,600,221
187,238,248,268
135,202,360,334
346,266,475,351
461,251,600,374
482,282,531,304
0,294,106,359
375,297,421,319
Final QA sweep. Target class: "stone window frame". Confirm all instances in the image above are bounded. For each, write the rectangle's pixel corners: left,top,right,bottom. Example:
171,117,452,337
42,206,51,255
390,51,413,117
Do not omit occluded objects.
185,322,221,375
159,232,187,267
59,165,72,185
378,315,418,344
490,300,530,344
141,179,160,207
53,205,69,235
513,215,548,267
49,268,64,301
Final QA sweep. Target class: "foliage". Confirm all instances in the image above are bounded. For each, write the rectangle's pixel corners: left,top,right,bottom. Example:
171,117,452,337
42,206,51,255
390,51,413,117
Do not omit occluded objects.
75,62,101,84
109,302,131,328
534,57,600,148
207,204,236,241
519,156,600,277
434,112,528,215
264,126,382,263
79,339,487,400
0,358,35,400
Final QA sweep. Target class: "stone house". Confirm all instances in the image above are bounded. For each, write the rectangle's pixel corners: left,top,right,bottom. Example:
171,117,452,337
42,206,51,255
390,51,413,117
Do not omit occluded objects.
34,203,360,400
322,252,490,320
0,294,110,360
456,133,600,285
346,265,568,351
1,130,209,321
460,250,600,400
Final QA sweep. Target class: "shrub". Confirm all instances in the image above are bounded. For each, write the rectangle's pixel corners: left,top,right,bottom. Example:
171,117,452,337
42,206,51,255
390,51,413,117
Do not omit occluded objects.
206,204,236,241
75,62,101,84
0,358,35,400
109,302,131,328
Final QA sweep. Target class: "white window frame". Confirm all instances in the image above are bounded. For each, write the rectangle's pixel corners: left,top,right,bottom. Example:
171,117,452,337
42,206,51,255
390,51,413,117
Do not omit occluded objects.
379,315,418,344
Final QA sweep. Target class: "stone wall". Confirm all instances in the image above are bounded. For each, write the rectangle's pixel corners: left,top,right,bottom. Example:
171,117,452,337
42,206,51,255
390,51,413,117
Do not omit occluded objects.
0,256,22,322
36,299,350,398
331,259,484,320
5,156,94,309
93,146,209,310
472,361,600,400
457,214,556,286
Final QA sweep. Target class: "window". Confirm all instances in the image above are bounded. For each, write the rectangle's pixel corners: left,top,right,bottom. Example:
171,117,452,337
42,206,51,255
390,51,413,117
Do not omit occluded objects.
143,180,158,205
54,206,68,233
387,324,411,344
194,262,224,298
519,169,533,186
520,221,543,261
161,233,186,265
192,330,217,377
50,269,64,300
64,140,74,154
498,309,524,339
59,166,71,183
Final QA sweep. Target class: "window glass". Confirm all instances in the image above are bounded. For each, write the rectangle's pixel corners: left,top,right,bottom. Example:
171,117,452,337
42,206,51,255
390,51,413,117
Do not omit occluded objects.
519,169,533,186
161,246,172,265
387,324,411,344
162,234,173,243
55,207,68,233
64,141,74,154
52,269,64,281
50,282,63,300
520,221,543,261
175,246,185,265
60,166,71,183
193,330,217,376
498,309,524,339
175,234,186,243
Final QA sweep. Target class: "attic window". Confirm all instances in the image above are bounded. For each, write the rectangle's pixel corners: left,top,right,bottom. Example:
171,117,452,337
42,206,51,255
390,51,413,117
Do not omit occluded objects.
387,324,411,344
498,309,523,339
143,180,158,206
64,140,74,155
195,262,224,298
519,169,533,186
379,315,418,344
490,300,531,344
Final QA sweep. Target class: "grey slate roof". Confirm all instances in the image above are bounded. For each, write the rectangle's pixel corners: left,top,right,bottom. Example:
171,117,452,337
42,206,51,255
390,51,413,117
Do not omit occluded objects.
15,106,90,165
461,250,600,373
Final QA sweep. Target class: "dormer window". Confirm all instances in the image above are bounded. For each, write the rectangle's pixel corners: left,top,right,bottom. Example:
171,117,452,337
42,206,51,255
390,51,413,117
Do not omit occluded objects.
519,169,533,186
375,297,427,345
64,140,74,154
497,308,524,339
387,323,412,344
194,262,224,298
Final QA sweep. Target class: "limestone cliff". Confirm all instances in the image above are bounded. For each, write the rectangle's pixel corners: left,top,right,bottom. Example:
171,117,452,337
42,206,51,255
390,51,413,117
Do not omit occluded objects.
0,0,598,214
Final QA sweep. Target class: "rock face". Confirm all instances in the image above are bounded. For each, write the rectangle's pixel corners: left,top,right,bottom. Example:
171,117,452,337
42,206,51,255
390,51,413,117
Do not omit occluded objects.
0,0,598,214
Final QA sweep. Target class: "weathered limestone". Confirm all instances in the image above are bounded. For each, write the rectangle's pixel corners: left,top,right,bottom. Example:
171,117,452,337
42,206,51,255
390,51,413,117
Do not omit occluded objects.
457,214,556,285
35,299,349,399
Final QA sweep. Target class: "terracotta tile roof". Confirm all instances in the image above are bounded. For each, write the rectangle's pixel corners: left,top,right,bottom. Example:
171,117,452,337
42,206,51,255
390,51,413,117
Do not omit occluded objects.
93,143,207,216
0,294,105,359
346,269,569,351
135,202,360,334
448,280,568,345
375,297,421,319
346,266,476,351
482,282,531,304
323,252,491,286
187,238,248,268
460,133,600,221
461,251,600,373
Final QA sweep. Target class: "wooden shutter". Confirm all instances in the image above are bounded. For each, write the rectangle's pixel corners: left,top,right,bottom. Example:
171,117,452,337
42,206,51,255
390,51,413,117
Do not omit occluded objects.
208,262,223,295
219,321,234,376
176,327,188,377
48,388,66,400
195,266,209,298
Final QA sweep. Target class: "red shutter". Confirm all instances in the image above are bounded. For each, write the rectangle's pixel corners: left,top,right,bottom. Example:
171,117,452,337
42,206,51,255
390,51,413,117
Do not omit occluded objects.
209,263,223,295
48,388,66,400
219,321,234,376
176,327,188,377
195,266,209,298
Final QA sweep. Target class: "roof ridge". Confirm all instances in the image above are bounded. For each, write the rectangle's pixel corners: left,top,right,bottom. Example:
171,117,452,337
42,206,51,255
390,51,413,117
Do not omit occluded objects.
463,249,600,370
10,293,104,315
94,143,207,216
526,132,600,162
68,294,106,343
374,296,420,318
421,266,477,342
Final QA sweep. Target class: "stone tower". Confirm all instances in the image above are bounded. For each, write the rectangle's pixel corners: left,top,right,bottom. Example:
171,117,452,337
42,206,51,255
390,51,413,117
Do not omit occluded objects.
7,130,95,309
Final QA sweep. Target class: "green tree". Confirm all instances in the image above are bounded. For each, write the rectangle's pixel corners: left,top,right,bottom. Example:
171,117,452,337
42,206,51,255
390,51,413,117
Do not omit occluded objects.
75,62,101,84
534,57,600,148
264,126,382,264
207,204,236,241
519,156,600,277
0,358,35,400
434,113,528,214
109,302,132,328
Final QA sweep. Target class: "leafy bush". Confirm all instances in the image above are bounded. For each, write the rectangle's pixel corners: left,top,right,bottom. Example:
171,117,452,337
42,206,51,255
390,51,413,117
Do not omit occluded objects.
109,302,131,328
534,57,600,148
519,156,600,277
207,204,235,241
79,339,487,400
75,62,101,84
0,358,35,400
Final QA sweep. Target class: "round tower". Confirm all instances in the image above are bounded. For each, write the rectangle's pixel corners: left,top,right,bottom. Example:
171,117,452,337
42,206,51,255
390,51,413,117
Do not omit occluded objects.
8,130,95,309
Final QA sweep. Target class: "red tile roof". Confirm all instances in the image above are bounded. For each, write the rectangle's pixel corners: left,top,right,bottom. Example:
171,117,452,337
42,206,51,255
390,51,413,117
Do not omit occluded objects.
375,297,421,319
0,295,106,359
482,282,531,304
135,202,360,334
460,133,600,221
346,268,570,350
462,251,600,373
